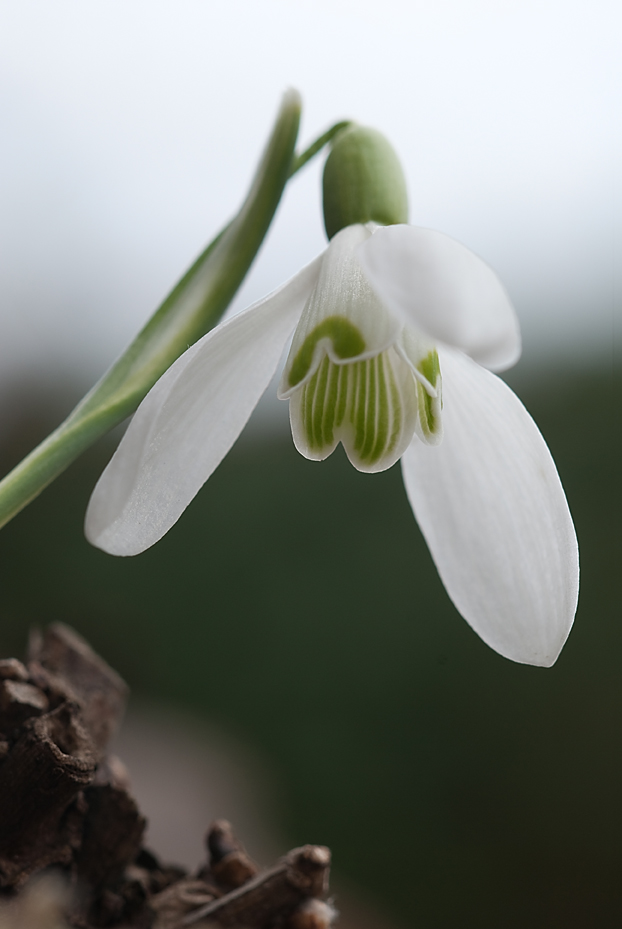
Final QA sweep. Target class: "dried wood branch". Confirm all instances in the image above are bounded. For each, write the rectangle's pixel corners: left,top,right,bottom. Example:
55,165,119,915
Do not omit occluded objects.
203,819,258,891
178,844,331,928
27,623,128,756
0,626,336,929
0,702,96,888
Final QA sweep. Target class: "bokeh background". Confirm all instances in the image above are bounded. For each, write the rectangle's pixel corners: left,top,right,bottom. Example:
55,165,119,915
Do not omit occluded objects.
0,2,620,927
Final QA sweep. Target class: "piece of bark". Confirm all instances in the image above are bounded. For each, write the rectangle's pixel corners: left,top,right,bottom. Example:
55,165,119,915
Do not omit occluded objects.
0,629,336,929
0,658,29,682
0,679,49,731
76,781,146,889
179,845,331,928
93,753,132,792
131,851,188,897
70,765,150,928
151,880,217,929
28,623,128,757
0,702,97,888
83,877,154,929
204,820,258,891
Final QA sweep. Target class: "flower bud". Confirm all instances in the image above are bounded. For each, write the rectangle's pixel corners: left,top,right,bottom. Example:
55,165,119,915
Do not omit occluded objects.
322,125,408,239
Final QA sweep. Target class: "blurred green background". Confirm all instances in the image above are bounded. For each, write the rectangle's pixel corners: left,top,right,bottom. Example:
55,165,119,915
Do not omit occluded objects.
0,360,620,928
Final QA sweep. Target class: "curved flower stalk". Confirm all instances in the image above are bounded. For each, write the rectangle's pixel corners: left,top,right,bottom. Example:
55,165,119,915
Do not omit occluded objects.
86,217,579,668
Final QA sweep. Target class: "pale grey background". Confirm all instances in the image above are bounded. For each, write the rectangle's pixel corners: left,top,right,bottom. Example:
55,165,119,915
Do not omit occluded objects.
0,0,619,405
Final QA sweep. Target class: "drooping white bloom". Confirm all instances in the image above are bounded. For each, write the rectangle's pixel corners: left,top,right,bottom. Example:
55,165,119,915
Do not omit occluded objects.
85,223,579,667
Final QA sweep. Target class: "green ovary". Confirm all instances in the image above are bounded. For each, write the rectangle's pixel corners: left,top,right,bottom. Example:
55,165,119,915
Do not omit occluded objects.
288,316,366,387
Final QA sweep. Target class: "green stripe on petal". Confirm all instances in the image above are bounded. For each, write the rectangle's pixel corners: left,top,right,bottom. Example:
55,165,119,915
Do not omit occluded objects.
322,360,340,446
353,361,367,454
386,353,403,456
372,353,390,462
335,364,348,427
361,358,378,461
303,378,315,446
313,356,331,446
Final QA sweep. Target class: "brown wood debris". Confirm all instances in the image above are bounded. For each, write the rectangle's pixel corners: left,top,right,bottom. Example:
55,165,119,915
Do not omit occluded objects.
0,624,336,929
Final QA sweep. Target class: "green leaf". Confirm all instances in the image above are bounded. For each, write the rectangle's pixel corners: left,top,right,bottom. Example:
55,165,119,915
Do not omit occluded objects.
0,94,352,533
0,90,302,530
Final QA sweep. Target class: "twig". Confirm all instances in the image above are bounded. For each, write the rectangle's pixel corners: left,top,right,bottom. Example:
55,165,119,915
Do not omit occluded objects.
179,845,330,928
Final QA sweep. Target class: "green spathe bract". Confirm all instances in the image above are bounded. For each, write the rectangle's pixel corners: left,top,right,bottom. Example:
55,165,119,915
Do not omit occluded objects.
322,125,409,239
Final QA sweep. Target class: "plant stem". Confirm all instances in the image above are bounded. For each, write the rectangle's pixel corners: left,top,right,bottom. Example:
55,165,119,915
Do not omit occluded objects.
0,104,350,532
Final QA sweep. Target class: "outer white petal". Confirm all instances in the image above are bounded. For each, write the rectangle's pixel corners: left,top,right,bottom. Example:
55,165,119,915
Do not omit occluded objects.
85,256,322,556
401,349,578,666
357,225,521,371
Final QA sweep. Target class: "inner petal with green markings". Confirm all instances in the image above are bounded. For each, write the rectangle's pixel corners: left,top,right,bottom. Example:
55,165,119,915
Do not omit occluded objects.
278,223,443,472
287,340,442,473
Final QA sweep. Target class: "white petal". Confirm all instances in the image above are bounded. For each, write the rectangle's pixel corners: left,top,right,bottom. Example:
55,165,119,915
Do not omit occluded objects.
357,225,521,371
280,224,401,396
85,257,322,556
401,349,578,666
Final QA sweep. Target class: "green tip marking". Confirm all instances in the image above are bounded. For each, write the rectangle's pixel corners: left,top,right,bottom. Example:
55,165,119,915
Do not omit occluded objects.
288,316,365,387
417,350,441,436
417,349,440,389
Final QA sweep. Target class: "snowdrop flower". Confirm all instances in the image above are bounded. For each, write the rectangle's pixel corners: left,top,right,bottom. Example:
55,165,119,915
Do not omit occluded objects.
85,126,578,667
